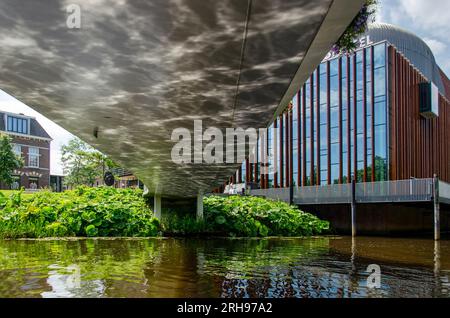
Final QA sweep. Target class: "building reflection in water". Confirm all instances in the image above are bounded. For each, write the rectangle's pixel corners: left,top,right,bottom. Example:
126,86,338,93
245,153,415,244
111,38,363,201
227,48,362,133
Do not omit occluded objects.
0,237,450,298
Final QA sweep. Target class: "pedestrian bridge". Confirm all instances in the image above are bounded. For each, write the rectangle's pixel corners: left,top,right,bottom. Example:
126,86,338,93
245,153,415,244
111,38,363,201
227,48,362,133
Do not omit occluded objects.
0,0,364,198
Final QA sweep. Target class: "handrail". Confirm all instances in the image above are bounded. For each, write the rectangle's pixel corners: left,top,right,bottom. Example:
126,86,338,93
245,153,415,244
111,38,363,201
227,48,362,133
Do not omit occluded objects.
249,178,436,205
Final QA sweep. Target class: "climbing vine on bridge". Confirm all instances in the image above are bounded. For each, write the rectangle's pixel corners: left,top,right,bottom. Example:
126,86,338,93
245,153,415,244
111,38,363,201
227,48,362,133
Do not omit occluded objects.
332,0,378,54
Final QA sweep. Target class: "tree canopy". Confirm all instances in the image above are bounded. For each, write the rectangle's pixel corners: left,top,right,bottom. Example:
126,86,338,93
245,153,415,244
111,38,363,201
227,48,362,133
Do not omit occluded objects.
61,138,117,187
0,133,23,185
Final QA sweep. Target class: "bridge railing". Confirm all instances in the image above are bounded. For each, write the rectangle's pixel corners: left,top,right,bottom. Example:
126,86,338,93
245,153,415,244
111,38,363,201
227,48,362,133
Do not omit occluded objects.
294,183,352,204
355,179,433,203
249,178,436,205
250,188,290,202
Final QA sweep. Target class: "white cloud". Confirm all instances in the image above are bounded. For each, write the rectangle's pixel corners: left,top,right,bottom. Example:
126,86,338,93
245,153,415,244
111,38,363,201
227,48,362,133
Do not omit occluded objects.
398,0,450,30
378,0,450,76
424,38,447,56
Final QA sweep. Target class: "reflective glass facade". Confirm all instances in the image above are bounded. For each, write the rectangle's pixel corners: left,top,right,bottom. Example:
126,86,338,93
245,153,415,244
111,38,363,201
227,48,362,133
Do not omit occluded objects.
218,28,450,194
234,41,389,189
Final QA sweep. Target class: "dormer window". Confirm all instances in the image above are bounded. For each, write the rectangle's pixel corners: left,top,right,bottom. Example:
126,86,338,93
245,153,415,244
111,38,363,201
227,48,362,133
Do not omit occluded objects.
7,115,29,134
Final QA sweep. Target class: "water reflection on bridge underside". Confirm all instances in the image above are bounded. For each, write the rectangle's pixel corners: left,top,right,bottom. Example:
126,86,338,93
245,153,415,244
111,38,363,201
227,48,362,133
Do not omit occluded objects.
0,237,449,298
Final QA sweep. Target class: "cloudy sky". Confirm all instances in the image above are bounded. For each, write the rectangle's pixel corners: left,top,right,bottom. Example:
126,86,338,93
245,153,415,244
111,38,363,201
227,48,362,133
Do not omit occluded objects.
0,0,449,175
376,0,450,75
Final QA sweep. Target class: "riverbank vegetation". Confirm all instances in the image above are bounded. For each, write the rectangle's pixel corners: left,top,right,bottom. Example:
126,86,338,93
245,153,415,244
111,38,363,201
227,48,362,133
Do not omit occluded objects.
0,187,329,238
0,187,159,238
161,195,329,237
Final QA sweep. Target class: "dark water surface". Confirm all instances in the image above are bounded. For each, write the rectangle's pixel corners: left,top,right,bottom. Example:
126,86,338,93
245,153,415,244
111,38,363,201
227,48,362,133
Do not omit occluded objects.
0,237,449,298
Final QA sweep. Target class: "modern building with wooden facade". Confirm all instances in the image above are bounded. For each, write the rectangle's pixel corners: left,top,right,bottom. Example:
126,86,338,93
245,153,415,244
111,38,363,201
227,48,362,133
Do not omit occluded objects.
223,23,449,191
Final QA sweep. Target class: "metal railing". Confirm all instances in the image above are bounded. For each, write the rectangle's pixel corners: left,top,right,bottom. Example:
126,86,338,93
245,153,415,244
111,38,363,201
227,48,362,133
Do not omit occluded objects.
250,188,290,202
294,183,352,204
249,178,436,205
439,181,450,204
355,179,433,203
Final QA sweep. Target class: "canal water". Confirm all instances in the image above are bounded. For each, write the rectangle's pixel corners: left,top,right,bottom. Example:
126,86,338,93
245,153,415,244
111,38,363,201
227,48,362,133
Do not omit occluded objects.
0,237,449,298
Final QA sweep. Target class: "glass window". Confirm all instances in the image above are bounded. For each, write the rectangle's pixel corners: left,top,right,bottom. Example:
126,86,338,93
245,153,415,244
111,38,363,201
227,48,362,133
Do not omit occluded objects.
349,56,355,177
374,43,386,69
7,116,28,134
374,68,386,97
320,64,328,104
299,89,303,185
283,114,288,187
374,125,387,181
330,127,339,144
355,50,364,175
277,117,282,186
312,72,317,185
268,123,274,187
292,95,299,185
305,80,312,185
330,59,339,77
356,51,364,90
365,48,373,180
293,146,298,186
13,144,22,158
357,101,364,135
28,147,39,168
255,139,259,183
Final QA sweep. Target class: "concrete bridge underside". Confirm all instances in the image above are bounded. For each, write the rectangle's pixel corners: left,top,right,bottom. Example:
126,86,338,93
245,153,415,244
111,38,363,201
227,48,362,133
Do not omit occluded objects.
0,0,364,198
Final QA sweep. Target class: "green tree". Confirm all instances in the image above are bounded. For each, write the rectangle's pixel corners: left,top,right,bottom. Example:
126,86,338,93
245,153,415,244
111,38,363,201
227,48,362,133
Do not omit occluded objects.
0,133,23,186
61,138,118,187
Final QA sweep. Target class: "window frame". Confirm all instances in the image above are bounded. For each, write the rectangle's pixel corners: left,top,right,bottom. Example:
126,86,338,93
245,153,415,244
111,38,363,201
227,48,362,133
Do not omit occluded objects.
28,147,40,168
12,144,22,158
7,115,29,135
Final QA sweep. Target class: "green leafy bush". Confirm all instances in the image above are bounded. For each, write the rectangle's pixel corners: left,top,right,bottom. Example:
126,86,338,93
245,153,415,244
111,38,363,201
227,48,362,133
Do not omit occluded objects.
162,195,329,237
1,189,329,238
204,196,329,237
0,187,159,238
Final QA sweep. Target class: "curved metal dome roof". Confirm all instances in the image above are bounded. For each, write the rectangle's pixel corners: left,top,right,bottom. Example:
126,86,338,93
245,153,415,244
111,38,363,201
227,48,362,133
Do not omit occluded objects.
366,23,445,93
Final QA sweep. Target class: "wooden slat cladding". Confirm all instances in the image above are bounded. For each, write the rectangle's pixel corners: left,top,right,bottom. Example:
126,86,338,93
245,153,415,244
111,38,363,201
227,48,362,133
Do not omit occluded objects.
389,47,450,182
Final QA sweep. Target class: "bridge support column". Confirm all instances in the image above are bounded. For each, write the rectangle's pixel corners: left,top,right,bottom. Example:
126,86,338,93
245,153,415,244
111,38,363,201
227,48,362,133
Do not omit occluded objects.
197,192,204,221
351,177,357,237
433,175,440,241
154,194,162,220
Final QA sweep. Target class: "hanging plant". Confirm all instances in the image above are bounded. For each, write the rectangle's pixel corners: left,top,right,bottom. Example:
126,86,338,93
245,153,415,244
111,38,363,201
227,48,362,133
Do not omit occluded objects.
287,101,293,113
332,0,378,55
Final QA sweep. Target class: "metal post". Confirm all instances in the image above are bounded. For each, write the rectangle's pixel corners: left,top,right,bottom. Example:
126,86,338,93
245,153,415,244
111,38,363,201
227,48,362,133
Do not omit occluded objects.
154,194,162,220
433,174,440,241
351,176,357,237
197,191,204,221
289,183,294,205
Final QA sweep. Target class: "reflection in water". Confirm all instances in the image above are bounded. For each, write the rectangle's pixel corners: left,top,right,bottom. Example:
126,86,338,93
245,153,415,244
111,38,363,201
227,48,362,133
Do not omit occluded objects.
0,237,449,298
